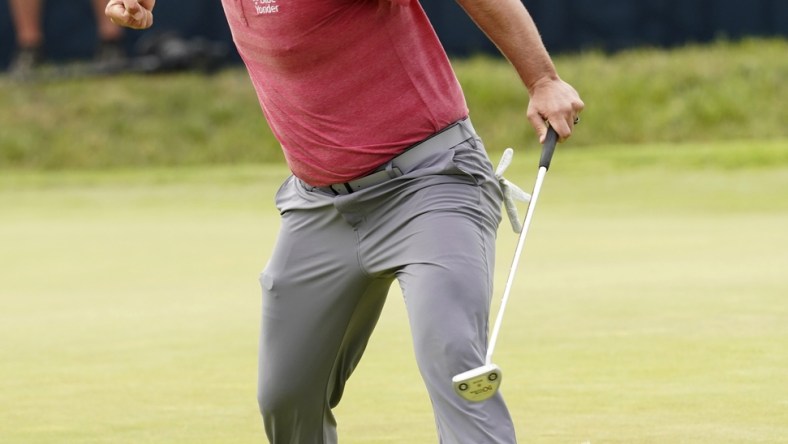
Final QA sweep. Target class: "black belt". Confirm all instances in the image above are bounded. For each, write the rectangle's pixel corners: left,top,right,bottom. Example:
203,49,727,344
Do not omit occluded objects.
310,118,475,195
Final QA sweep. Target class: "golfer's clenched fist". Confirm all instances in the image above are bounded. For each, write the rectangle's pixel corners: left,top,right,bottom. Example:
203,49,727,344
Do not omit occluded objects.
106,0,155,30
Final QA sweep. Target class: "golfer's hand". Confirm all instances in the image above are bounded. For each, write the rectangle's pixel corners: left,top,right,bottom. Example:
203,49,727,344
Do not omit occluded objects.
106,0,155,30
526,77,584,143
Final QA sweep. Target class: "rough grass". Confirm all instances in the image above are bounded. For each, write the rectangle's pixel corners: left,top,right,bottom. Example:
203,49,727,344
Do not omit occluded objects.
461,38,788,150
1,38,786,170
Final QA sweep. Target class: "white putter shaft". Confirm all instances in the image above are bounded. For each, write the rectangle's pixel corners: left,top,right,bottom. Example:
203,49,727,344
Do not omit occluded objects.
452,128,558,402
487,166,546,364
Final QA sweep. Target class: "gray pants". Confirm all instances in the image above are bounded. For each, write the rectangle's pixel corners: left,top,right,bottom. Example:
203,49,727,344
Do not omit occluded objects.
258,127,517,443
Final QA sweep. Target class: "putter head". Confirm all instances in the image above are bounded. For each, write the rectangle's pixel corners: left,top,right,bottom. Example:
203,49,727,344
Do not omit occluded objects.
452,364,502,402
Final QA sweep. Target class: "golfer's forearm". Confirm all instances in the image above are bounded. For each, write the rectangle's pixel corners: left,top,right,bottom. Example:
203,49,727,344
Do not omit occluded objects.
456,0,558,93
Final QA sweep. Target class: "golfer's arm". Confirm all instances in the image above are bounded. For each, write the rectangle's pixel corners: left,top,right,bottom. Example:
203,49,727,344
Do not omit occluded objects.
455,0,558,93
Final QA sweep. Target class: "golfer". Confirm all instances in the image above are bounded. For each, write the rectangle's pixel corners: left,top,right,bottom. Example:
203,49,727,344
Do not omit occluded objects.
108,0,584,442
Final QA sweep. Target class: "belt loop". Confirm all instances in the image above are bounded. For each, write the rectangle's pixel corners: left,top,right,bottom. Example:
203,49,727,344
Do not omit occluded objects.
385,162,402,179
460,117,475,139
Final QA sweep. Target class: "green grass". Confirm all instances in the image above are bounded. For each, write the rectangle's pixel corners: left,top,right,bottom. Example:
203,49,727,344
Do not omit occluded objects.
0,70,280,169
1,38,786,169
2,37,787,442
2,141,787,443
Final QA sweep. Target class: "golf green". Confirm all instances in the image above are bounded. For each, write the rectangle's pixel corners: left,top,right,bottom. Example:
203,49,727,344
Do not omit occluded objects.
1,141,786,443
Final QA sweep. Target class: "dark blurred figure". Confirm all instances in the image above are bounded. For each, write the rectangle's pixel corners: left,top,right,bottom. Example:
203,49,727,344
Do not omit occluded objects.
8,0,126,78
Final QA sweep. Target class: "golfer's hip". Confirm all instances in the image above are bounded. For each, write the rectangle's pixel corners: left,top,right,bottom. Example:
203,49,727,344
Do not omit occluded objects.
305,118,478,196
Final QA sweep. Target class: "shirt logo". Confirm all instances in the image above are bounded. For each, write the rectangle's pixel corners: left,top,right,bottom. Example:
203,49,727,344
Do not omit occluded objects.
252,0,280,15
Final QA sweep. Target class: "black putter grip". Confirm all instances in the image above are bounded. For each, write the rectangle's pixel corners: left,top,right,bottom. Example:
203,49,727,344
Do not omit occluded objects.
539,127,559,170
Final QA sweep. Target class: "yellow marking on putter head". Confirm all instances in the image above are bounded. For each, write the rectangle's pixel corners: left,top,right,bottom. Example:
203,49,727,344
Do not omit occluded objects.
452,364,502,402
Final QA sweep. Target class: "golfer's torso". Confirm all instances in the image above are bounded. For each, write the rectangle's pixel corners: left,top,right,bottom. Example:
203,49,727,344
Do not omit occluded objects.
221,0,467,186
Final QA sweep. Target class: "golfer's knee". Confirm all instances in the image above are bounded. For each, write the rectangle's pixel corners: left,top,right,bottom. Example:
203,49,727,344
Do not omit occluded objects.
258,385,287,418
258,382,308,420
257,385,265,415
417,331,484,374
445,335,484,365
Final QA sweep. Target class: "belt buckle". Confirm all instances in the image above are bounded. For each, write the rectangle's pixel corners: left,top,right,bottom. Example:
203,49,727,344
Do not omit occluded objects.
330,183,353,195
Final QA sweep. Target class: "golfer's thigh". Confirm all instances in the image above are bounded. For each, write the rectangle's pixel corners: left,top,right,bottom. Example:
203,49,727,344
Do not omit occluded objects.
397,213,496,373
258,213,367,395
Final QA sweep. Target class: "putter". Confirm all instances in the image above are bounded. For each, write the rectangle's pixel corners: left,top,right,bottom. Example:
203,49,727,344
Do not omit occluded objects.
452,127,559,402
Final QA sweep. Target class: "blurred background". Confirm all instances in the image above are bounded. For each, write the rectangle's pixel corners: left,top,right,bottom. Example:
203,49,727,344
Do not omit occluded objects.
1,0,787,66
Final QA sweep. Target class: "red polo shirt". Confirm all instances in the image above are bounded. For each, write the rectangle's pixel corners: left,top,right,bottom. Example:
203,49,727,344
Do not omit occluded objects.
221,0,468,186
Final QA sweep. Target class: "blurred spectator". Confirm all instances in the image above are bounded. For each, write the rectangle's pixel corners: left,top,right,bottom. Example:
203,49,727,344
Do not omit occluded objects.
8,0,126,77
